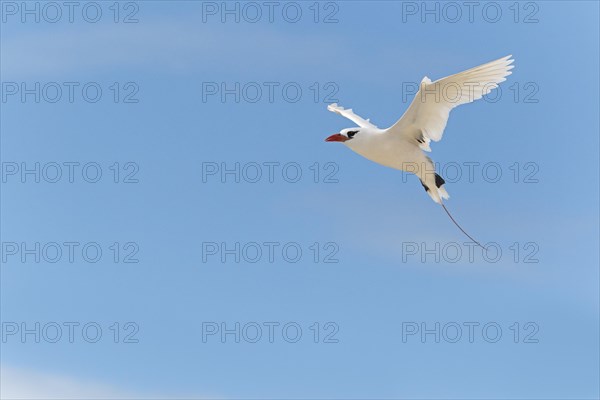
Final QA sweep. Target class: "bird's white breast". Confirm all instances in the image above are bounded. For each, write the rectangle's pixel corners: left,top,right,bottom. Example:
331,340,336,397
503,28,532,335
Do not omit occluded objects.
345,131,421,172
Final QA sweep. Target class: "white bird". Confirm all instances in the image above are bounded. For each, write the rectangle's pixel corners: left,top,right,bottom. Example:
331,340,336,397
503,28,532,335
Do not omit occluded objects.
325,55,515,246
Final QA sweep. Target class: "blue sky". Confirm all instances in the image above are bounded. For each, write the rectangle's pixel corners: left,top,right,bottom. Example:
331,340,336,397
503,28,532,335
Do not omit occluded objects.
1,1,598,399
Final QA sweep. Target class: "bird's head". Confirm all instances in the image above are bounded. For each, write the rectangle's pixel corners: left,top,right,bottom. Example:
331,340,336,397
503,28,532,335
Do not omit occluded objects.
325,128,362,144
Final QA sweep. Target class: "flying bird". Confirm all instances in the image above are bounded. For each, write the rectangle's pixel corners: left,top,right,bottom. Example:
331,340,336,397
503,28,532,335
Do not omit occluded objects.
325,55,515,247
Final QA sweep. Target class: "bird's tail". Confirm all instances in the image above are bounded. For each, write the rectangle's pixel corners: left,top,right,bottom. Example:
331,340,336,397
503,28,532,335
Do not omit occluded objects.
441,203,485,249
421,173,450,204
419,173,484,248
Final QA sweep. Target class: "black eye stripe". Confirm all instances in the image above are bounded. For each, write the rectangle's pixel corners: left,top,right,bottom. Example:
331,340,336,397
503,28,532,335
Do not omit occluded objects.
347,130,358,138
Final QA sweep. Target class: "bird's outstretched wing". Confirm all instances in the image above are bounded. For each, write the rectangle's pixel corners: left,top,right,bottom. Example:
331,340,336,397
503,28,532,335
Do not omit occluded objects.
327,103,378,129
387,55,514,145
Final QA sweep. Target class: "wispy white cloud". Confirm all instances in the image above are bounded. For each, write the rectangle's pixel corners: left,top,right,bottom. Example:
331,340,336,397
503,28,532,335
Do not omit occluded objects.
1,365,222,400
1,365,137,400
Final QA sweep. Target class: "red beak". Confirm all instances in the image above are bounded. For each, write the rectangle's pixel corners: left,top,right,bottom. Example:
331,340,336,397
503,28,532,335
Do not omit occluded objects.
325,133,349,143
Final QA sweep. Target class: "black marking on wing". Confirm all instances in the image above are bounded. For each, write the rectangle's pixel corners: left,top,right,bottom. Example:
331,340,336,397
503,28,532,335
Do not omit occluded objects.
420,180,430,192
435,173,445,188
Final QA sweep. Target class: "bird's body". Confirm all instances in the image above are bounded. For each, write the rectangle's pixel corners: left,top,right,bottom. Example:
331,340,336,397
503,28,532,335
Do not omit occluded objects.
342,127,445,202
325,55,515,245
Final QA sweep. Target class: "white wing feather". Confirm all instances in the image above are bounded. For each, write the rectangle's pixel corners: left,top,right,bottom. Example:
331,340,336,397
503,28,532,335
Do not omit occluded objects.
327,103,378,129
387,55,514,142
